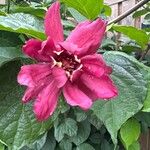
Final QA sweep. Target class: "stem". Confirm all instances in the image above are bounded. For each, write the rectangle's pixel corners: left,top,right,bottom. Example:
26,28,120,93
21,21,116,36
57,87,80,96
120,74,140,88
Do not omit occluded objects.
108,0,149,25
139,43,150,61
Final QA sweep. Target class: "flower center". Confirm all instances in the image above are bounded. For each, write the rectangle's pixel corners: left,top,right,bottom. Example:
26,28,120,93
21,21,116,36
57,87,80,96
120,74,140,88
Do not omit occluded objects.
53,51,82,76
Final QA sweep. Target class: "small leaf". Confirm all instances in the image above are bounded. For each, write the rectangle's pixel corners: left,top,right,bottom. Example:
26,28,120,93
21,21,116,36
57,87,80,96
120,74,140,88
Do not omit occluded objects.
103,5,112,16
71,120,91,145
76,143,95,150
120,118,141,149
113,25,149,49
74,108,87,122
61,0,104,20
41,131,56,150
54,118,77,142
59,139,72,150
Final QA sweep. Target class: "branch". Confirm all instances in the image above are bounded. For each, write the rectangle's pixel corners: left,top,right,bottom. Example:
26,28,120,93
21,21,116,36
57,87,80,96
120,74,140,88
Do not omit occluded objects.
108,0,149,25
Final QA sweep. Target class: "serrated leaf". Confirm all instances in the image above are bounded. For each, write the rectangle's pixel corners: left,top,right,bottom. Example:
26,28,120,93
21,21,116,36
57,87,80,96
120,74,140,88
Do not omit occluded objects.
113,25,149,49
41,131,56,150
71,120,91,145
54,118,77,142
76,143,95,150
0,13,46,40
74,108,87,122
0,60,57,150
142,71,150,112
59,139,72,150
88,113,103,130
61,0,104,20
120,118,141,149
92,52,148,145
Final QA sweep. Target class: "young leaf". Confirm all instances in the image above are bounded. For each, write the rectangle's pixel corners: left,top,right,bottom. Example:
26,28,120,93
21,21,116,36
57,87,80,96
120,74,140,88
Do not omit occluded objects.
61,0,104,20
113,25,149,49
120,118,141,149
71,120,91,145
59,139,72,150
54,118,78,142
92,51,148,145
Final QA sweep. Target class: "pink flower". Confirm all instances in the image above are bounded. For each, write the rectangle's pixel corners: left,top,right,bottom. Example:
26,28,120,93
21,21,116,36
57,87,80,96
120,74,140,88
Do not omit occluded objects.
17,2,118,121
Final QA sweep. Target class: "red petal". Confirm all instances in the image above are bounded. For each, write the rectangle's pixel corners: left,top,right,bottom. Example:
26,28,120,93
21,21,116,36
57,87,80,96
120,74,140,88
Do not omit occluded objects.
23,39,51,62
17,64,52,87
80,73,118,99
63,81,92,110
44,2,64,43
52,67,68,88
34,81,60,121
81,54,107,77
64,18,106,56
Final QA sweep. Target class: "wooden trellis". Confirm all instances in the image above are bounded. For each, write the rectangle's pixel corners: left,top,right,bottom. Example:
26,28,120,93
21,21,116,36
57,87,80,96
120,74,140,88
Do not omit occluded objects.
105,0,143,28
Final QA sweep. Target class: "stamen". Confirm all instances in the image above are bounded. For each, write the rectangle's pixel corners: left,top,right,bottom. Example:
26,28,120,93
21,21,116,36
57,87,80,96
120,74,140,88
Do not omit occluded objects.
74,55,81,63
53,50,63,55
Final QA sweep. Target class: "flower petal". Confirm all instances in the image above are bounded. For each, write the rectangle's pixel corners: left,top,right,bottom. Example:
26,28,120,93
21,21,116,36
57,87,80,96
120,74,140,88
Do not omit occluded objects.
80,73,118,99
52,67,68,88
34,81,60,121
65,18,106,56
81,54,111,77
17,64,52,87
23,39,51,62
63,81,92,109
44,2,64,43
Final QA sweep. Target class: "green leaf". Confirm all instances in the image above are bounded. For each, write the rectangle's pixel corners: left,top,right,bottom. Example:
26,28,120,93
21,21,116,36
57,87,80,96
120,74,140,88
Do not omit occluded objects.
76,143,95,150
100,139,113,150
133,9,149,18
54,118,78,142
59,139,72,150
0,47,25,67
12,6,46,18
74,108,87,122
103,4,112,16
92,51,148,145
68,8,86,22
71,120,91,145
113,25,149,49
120,118,141,149
128,141,140,150
88,113,103,130
0,13,46,40
142,71,150,112
41,131,56,150
0,60,57,150
0,143,4,150
61,0,104,20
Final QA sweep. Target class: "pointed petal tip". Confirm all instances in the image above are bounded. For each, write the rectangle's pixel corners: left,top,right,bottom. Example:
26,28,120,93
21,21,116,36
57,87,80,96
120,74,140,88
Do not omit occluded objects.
44,1,64,42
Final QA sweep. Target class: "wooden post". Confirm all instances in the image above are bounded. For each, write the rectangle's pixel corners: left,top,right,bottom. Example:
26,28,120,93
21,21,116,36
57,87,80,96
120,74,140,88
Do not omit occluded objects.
134,0,141,28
